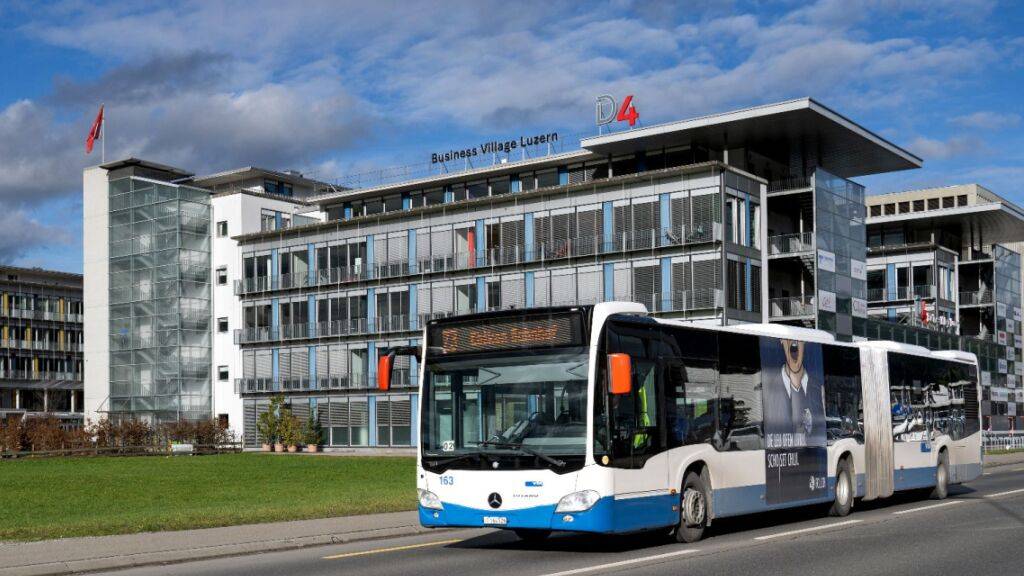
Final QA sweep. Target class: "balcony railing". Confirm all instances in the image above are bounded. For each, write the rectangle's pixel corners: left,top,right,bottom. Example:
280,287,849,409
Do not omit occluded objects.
768,175,813,192
0,370,82,382
867,285,936,302
0,340,82,353
234,315,412,344
960,290,994,306
1,309,84,323
236,373,399,394
769,295,815,318
235,224,724,295
768,232,814,256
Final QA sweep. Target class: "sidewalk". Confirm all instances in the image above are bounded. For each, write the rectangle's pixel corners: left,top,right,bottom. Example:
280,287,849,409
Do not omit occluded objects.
0,511,434,576
983,450,1024,468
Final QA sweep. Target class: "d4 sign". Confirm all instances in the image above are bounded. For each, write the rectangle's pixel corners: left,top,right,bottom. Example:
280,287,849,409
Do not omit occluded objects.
596,94,639,128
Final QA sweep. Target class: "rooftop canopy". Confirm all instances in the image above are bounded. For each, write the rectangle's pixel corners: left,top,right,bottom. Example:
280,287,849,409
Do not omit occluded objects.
581,98,922,179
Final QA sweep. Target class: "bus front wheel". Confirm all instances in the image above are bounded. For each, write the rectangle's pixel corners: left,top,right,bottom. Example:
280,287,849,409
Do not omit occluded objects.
930,452,949,500
674,471,708,543
829,458,853,517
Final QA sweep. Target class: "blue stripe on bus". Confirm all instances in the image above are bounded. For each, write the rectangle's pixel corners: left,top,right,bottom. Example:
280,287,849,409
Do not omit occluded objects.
421,466,967,533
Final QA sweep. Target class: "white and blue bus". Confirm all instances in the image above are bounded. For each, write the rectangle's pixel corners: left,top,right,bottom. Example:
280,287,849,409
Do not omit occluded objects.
377,302,982,542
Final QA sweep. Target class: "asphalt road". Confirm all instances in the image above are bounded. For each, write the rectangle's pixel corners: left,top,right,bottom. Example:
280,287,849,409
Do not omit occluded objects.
93,465,1024,576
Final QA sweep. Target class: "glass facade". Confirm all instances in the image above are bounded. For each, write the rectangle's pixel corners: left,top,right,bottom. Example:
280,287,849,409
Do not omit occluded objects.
990,245,1021,422
108,177,212,422
814,169,866,341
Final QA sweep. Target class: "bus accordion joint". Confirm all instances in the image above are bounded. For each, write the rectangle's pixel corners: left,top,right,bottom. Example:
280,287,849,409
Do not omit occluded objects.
608,353,632,395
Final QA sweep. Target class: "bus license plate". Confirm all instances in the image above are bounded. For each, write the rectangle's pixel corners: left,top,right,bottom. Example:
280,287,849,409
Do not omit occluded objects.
483,516,507,526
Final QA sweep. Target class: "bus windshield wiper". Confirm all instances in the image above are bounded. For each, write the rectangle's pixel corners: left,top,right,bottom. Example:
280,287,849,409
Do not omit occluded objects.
425,452,487,468
472,440,566,468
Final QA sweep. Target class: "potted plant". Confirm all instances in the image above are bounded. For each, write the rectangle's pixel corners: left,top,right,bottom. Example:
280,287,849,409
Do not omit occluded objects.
256,410,276,451
303,414,321,453
269,395,286,452
278,411,300,452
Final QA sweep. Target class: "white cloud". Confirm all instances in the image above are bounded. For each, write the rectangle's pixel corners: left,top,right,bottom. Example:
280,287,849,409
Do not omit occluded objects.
907,135,983,160
950,111,1021,130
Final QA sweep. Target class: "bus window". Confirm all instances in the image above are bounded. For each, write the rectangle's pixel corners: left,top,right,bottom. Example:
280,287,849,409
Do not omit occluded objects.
662,325,718,448
823,345,863,444
717,333,762,451
602,322,664,468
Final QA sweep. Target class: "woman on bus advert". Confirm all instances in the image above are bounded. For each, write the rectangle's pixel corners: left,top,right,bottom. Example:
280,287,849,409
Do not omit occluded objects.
760,338,829,505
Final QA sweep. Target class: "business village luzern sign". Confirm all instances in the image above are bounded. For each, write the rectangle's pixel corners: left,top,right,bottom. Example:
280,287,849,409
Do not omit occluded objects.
431,132,559,165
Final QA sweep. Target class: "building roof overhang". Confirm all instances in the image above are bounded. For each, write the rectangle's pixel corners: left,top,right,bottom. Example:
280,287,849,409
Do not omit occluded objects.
581,98,922,179
867,202,1024,246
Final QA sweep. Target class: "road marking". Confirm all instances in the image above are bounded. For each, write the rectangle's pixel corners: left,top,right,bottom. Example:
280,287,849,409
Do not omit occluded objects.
753,520,861,541
537,549,698,576
985,488,1024,499
323,538,461,560
892,500,963,515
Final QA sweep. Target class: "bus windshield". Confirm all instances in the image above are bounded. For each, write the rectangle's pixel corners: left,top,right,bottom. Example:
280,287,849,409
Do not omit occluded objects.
421,348,590,466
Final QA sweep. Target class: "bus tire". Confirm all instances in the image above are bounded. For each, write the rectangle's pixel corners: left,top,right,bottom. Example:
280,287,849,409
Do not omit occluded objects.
513,529,551,542
674,471,708,543
829,458,853,517
930,451,949,500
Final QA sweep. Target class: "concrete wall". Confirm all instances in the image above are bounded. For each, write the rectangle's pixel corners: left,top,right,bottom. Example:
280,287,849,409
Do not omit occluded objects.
82,166,109,423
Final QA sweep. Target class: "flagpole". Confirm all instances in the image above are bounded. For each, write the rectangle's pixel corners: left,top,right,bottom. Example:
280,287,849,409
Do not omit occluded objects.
101,103,106,163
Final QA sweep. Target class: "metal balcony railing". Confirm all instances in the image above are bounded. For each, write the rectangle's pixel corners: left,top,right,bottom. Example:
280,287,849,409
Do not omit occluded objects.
234,224,724,295
768,175,813,192
769,295,815,318
960,290,994,306
235,315,413,344
0,370,82,382
768,232,814,256
867,285,936,302
236,374,388,394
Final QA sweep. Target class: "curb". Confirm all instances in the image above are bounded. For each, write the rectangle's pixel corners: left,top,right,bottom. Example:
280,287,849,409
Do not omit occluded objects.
0,524,454,576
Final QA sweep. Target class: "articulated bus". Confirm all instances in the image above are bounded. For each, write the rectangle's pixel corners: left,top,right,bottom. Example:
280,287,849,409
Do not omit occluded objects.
377,302,982,542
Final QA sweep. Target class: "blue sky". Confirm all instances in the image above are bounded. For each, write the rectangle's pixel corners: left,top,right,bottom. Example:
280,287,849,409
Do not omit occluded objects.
0,0,1022,273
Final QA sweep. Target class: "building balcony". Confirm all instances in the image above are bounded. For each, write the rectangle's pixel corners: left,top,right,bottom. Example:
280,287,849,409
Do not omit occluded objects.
234,224,724,296
768,175,813,193
768,232,814,256
0,370,82,382
769,295,815,319
867,285,937,303
235,373,402,395
960,290,994,306
234,315,414,344
1,309,84,323
0,339,82,353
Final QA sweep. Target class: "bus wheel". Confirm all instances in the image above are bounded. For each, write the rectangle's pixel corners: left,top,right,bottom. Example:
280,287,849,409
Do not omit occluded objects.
514,529,551,542
930,452,949,500
829,459,853,517
675,472,708,543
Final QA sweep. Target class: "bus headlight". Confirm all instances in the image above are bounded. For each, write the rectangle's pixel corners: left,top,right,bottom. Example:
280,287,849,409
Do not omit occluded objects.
418,489,443,510
555,490,600,513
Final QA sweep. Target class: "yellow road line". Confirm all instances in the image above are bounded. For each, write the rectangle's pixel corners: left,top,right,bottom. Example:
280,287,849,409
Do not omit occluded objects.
323,538,462,560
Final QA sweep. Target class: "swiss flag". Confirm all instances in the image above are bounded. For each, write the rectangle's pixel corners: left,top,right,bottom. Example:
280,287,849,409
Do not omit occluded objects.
86,105,104,154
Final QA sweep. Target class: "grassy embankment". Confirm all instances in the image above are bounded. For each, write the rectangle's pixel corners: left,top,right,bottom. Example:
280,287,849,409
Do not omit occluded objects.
0,453,416,541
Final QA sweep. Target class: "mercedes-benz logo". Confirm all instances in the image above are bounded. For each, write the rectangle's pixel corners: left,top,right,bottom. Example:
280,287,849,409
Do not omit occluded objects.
488,492,502,509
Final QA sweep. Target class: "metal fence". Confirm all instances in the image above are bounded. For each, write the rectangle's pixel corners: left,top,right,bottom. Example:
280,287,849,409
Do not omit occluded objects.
983,431,1024,452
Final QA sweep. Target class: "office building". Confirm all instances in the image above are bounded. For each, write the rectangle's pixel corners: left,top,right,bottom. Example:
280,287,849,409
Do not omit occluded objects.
0,266,83,425
84,97,1024,442
866,184,1024,429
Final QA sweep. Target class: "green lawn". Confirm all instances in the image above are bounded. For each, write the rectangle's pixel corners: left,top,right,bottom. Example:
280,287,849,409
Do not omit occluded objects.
0,453,417,541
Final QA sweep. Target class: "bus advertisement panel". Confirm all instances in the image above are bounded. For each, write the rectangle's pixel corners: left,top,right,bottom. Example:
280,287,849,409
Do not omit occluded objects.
761,338,828,504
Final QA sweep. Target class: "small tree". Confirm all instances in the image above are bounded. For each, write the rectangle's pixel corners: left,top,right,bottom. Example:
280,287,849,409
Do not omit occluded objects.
279,411,301,448
303,414,322,447
256,410,277,447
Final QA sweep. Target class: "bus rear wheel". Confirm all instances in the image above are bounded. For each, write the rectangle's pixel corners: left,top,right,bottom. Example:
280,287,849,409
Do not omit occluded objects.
930,452,949,500
674,471,708,543
829,458,853,517
514,529,551,542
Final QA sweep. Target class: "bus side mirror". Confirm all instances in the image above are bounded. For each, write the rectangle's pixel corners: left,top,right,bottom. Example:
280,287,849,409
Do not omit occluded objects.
377,353,394,391
608,353,632,395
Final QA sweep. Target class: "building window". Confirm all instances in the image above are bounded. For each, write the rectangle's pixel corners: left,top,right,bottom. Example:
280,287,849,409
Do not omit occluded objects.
216,221,228,237
898,201,910,214
218,366,229,381
927,197,939,210
957,194,968,206
217,317,228,333
884,203,896,215
942,196,954,208
869,205,881,217
912,199,924,212
216,266,227,286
